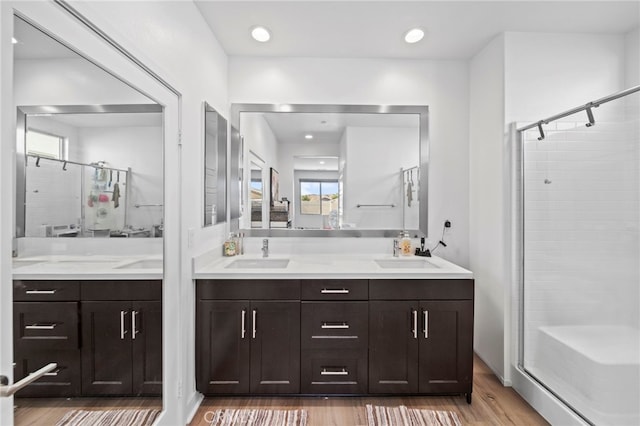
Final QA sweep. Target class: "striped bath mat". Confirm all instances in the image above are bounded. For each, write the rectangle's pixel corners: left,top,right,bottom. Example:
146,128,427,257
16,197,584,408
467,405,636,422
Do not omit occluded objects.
56,409,160,426
207,408,307,425
366,405,462,426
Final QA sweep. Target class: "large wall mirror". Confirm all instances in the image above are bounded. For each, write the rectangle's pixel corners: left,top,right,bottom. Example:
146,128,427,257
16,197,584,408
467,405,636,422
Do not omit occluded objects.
231,104,429,237
14,16,164,240
203,102,227,227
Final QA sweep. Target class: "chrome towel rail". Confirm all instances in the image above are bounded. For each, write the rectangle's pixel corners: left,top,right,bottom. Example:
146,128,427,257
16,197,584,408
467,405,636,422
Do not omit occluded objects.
0,363,57,397
356,204,395,208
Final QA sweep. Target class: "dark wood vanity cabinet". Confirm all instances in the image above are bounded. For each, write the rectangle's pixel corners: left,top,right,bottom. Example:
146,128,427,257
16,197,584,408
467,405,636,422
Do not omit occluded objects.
368,280,474,402
197,277,474,401
81,281,162,396
12,280,161,398
196,280,300,395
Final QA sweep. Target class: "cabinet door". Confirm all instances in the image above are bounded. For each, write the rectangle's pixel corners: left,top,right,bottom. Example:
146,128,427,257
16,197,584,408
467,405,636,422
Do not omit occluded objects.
81,301,132,395
419,300,473,394
197,300,250,394
249,301,300,394
132,301,162,395
369,301,419,393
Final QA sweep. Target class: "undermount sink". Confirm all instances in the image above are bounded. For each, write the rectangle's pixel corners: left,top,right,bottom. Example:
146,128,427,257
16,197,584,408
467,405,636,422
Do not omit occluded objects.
225,258,290,269
375,258,439,269
116,259,163,269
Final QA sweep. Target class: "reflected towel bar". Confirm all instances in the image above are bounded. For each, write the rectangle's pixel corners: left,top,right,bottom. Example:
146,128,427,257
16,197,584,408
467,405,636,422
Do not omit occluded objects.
357,204,395,208
0,363,57,397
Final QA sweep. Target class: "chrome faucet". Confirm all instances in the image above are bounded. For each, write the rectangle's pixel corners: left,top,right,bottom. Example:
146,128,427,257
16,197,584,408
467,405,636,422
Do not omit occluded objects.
392,239,400,257
262,239,269,258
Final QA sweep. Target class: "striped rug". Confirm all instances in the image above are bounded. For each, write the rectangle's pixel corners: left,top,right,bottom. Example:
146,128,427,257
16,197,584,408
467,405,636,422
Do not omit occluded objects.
366,405,462,426
207,408,307,426
56,409,161,426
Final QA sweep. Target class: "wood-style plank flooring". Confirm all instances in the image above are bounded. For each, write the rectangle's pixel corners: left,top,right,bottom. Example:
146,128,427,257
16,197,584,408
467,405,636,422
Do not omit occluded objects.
14,355,549,425
189,355,549,426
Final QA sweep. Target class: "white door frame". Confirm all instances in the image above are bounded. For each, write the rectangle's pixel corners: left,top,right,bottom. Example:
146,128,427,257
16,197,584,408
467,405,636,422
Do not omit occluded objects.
0,2,182,425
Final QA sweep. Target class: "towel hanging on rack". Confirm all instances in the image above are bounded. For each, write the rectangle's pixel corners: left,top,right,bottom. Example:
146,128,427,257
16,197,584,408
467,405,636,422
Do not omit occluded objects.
407,180,413,207
112,183,121,208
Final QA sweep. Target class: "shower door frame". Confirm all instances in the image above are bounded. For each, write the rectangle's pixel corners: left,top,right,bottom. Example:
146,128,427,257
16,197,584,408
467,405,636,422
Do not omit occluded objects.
513,85,640,426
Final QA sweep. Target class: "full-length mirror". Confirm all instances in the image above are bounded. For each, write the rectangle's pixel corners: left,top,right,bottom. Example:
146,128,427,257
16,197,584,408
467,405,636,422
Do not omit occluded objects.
204,102,227,227
11,13,164,421
232,104,429,237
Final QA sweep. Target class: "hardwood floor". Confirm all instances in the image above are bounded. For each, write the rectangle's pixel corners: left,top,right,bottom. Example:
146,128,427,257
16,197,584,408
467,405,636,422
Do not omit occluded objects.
13,355,548,425
189,355,549,426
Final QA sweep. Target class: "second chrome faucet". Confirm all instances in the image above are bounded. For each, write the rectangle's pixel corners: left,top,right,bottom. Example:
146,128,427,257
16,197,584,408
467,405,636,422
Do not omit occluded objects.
262,239,269,257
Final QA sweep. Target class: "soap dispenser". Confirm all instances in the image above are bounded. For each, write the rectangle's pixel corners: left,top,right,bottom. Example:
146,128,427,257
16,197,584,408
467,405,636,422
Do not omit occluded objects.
223,233,237,256
400,231,412,256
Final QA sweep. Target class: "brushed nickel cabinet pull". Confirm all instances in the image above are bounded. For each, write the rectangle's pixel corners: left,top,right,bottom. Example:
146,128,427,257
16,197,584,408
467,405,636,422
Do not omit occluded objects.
321,288,349,294
321,322,349,329
132,311,139,340
321,368,348,376
25,324,56,330
120,310,128,340
25,290,56,295
412,310,418,339
252,309,257,339
241,309,246,339
424,310,429,339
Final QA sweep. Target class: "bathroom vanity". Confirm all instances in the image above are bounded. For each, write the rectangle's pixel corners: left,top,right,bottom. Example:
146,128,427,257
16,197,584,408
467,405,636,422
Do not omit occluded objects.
11,257,163,397
194,254,474,403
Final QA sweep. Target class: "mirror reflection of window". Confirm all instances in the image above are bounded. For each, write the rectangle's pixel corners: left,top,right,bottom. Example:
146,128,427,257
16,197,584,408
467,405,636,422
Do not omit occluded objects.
300,180,339,216
26,129,64,159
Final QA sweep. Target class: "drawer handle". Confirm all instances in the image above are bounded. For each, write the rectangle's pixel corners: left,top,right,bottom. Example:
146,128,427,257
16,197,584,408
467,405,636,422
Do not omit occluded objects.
321,288,349,294
25,324,56,330
43,368,62,377
25,290,56,295
252,309,257,339
321,322,349,329
321,368,348,376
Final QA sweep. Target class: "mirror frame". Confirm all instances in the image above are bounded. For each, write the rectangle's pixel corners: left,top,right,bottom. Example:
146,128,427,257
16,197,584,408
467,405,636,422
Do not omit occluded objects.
230,103,429,238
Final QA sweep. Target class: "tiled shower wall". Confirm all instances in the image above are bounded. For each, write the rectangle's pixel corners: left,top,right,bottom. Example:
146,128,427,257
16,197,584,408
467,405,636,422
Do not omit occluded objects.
522,100,640,353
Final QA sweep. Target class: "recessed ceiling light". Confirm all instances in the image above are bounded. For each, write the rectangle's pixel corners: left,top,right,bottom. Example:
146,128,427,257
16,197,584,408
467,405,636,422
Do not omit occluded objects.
305,134,313,140
251,26,271,43
404,28,424,44
11,37,18,44
319,161,325,165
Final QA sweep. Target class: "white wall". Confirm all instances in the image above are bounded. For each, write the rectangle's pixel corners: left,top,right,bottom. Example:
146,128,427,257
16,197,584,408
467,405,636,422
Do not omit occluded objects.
230,57,470,267
342,126,418,229
625,28,640,88
469,34,507,382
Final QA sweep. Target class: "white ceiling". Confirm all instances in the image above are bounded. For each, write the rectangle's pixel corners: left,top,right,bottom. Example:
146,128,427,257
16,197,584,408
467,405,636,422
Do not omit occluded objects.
195,1,640,59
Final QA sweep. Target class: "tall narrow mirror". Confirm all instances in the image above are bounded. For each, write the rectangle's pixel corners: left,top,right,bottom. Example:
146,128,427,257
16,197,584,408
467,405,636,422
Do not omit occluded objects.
11,14,163,423
204,102,227,227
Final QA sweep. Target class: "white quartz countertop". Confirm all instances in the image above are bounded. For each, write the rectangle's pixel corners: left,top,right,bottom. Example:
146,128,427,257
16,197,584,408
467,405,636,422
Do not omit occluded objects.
193,254,472,280
12,255,163,280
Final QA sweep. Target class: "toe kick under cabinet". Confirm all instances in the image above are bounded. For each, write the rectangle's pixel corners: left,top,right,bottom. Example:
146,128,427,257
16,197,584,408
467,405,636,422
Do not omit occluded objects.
196,278,474,402
13,280,162,397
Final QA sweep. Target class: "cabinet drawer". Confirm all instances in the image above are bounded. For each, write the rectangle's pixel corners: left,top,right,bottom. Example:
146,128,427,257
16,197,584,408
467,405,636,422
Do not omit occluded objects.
301,302,368,349
369,279,474,300
197,279,300,300
14,350,81,397
14,280,80,301
301,349,367,394
301,280,368,300
14,302,79,350
81,280,161,301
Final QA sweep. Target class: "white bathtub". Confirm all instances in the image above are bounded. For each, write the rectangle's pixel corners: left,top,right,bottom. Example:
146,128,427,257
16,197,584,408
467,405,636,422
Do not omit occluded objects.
527,325,640,426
